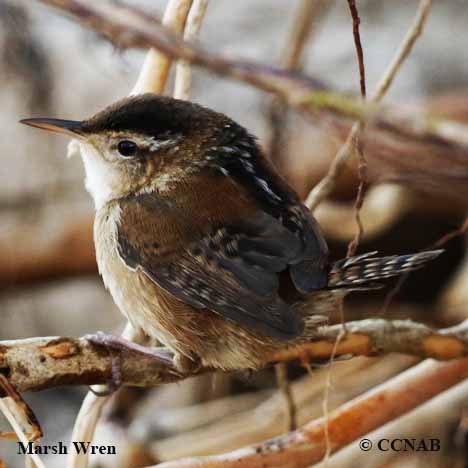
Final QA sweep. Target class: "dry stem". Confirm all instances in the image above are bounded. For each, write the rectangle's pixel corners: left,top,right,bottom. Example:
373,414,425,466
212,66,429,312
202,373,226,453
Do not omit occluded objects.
345,0,367,259
305,0,433,211
130,0,193,95
267,0,329,164
173,0,208,100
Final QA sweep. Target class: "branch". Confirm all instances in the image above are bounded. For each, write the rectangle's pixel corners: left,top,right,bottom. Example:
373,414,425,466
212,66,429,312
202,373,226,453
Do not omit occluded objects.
154,356,468,468
1,319,468,393
150,355,415,460
327,372,468,467
37,0,326,104
345,0,367,258
173,0,208,100
32,0,468,181
130,0,193,95
305,0,433,211
267,0,329,164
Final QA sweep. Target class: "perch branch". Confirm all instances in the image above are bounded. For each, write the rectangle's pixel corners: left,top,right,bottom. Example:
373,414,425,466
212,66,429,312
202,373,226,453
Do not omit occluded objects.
1,319,468,393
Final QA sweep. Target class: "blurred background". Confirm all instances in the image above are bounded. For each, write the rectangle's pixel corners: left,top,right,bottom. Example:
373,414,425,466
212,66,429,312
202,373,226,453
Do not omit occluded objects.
1,1,468,467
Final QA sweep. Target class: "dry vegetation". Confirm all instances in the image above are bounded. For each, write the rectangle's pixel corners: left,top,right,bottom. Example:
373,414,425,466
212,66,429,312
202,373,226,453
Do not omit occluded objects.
1,1,468,467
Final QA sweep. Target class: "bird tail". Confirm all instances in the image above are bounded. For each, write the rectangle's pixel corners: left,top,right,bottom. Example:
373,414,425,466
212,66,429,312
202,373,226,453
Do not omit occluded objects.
328,250,443,290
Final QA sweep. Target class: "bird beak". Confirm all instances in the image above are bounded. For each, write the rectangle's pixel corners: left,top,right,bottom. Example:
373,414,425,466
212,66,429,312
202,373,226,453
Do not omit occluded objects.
20,118,84,138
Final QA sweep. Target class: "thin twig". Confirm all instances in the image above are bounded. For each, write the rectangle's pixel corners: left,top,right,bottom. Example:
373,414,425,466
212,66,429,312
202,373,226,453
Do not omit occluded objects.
321,324,346,467
345,0,367,259
131,0,193,95
173,0,208,100
306,0,433,211
433,216,468,248
275,363,297,432
323,5,367,454
267,0,329,164
347,0,366,99
373,0,432,102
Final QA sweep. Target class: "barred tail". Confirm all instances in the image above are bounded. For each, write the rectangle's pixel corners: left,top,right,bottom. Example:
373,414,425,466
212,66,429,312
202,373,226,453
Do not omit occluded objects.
328,250,443,290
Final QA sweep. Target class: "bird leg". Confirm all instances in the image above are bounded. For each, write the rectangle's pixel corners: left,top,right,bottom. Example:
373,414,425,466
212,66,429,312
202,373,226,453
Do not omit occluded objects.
85,331,176,395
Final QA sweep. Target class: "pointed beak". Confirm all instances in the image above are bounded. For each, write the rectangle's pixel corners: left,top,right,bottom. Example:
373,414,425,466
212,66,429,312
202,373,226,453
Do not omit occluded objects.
20,118,84,138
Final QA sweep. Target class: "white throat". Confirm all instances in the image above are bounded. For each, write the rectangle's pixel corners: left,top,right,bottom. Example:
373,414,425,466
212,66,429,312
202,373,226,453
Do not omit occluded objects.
78,142,116,210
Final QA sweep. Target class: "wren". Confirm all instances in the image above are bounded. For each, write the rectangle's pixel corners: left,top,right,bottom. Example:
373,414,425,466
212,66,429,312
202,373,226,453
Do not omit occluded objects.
21,94,442,372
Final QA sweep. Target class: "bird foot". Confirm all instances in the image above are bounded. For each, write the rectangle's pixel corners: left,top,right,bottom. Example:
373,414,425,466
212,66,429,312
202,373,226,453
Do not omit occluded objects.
85,331,175,396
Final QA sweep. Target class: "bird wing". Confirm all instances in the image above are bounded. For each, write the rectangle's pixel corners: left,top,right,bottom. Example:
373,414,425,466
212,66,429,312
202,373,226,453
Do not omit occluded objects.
209,142,330,293
116,194,305,340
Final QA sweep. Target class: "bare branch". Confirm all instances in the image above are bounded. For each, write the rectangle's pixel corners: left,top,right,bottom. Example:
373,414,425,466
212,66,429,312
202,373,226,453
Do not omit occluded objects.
131,0,193,95
37,0,326,103
152,356,468,468
1,319,467,393
267,0,330,167
373,0,432,102
345,0,367,258
173,0,209,100
347,0,366,99
306,0,433,211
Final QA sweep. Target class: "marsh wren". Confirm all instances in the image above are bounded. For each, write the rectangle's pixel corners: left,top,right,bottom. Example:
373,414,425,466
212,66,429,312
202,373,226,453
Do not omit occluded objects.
21,94,442,372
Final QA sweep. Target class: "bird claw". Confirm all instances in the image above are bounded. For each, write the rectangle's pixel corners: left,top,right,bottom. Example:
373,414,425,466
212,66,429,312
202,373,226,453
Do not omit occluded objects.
85,332,176,396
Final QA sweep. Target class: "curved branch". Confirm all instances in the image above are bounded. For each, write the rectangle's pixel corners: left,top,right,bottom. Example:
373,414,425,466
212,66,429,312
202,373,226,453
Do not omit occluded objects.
154,356,468,468
1,319,467,393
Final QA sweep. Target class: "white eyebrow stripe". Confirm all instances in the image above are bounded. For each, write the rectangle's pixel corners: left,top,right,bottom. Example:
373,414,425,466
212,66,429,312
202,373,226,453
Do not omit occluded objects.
107,131,183,152
148,136,183,151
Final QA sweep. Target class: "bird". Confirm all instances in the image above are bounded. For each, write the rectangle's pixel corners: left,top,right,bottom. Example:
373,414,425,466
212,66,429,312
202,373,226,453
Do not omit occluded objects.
21,93,442,373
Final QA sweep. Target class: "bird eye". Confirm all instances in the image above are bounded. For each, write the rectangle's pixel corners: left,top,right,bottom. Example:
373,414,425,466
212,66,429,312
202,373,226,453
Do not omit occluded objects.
117,140,138,157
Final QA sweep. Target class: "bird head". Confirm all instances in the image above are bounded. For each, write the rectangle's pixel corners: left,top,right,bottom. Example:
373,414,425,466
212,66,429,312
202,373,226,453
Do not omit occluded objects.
21,93,242,209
